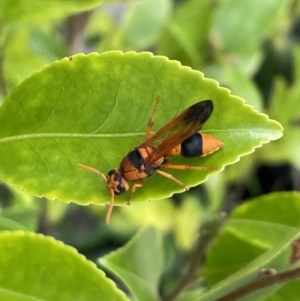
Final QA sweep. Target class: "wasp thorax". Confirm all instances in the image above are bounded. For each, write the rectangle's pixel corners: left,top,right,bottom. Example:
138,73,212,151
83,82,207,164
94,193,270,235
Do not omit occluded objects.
107,169,129,195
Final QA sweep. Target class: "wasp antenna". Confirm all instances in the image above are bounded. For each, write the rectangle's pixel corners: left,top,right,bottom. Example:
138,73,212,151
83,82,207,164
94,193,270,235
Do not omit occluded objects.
78,163,107,182
105,189,115,224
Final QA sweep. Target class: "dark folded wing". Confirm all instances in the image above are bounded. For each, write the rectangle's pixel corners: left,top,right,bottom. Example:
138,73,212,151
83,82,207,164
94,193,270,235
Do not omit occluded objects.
138,100,214,167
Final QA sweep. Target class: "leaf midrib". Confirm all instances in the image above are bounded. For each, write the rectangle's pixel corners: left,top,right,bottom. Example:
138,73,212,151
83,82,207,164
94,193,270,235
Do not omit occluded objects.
0,128,282,143
0,132,145,143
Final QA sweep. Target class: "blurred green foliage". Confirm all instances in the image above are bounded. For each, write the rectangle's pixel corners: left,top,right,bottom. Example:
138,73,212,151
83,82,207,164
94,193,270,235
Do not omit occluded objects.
0,0,300,300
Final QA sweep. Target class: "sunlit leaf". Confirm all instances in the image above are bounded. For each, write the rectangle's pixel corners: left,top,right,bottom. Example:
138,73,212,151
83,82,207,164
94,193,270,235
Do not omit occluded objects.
0,231,129,301
0,51,282,208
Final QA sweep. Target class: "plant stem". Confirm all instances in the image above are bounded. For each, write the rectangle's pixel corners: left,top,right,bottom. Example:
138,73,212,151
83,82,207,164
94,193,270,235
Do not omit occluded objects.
163,214,225,301
218,267,300,301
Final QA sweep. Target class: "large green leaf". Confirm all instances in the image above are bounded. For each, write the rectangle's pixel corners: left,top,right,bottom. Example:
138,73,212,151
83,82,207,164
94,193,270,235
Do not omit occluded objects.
100,226,164,301
0,231,129,301
0,51,282,208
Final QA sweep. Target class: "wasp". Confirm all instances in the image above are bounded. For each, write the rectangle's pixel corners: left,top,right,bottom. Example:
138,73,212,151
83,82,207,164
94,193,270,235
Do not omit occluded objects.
79,97,224,223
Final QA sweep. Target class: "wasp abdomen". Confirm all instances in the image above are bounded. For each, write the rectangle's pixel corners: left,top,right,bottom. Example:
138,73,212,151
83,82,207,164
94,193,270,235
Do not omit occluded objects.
182,133,224,158
181,133,203,158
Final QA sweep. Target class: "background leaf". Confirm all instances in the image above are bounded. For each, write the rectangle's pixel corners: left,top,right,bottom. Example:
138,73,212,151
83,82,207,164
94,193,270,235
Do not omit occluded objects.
259,62,300,168
0,216,29,231
0,51,282,207
100,226,164,301
201,192,300,300
121,0,172,49
197,227,300,301
211,0,289,54
157,0,212,66
0,0,104,23
0,231,129,301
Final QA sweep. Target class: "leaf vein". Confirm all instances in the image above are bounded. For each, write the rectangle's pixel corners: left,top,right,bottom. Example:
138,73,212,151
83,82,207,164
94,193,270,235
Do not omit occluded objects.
54,139,80,180
26,140,53,185
89,138,111,167
67,89,90,132
91,84,120,133
35,87,65,133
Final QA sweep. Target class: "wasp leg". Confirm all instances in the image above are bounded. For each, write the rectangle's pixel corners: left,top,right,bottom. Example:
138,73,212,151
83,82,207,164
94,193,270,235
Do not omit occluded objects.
127,180,144,205
146,96,160,139
156,169,189,191
163,161,216,171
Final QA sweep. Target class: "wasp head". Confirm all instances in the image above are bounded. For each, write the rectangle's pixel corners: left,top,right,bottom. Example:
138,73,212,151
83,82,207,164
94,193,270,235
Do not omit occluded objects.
107,169,129,195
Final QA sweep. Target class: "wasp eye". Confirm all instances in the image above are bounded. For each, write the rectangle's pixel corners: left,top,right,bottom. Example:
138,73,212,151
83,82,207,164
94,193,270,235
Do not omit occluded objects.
108,170,116,176
107,170,127,195
114,173,126,195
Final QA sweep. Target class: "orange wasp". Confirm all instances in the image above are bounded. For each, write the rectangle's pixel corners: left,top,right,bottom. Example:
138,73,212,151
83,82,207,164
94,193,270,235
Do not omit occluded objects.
79,97,224,223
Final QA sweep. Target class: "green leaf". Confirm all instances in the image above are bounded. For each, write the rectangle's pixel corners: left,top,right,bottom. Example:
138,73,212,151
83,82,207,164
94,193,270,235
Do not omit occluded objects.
201,192,300,300
0,51,282,208
110,198,176,230
211,0,289,54
1,206,39,231
0,0,103,23
0,185,40,231
122,0,172,49
0,231,129,301
231,192,300,228
0,216,29,231
158,0,212,66
198,227,300,301
3,24,51,88
100,226,164,301
204,65,263,110
173,195,203,250
205,172,226,212
264,280,300,301
260,74,300,168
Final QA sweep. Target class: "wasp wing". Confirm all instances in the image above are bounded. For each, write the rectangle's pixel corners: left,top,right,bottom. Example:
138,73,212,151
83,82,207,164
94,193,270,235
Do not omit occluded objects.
138,100,214,167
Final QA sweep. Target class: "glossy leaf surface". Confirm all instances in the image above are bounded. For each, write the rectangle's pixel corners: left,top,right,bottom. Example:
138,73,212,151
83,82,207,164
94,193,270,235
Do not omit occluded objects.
0,51,282,206
0,231,129,301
